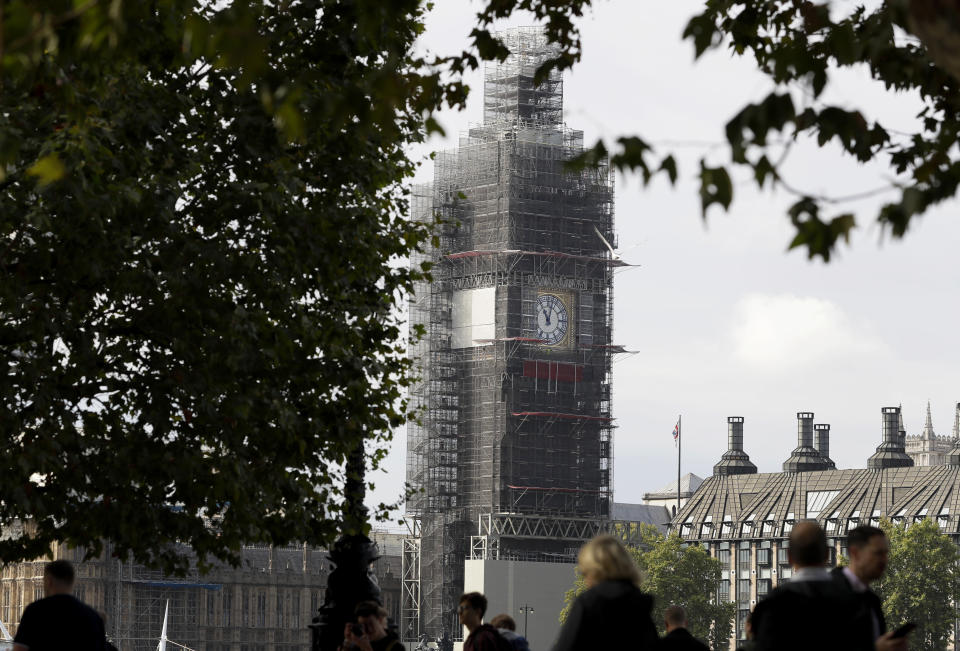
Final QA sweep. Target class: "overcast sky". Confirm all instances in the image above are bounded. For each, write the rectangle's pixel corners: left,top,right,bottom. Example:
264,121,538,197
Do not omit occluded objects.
366,1,960,524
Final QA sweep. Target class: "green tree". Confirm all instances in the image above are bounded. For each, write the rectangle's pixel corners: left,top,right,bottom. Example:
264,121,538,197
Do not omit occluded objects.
875,519,960,651
559,526,734,648
632,526,735,648
0,0,469,572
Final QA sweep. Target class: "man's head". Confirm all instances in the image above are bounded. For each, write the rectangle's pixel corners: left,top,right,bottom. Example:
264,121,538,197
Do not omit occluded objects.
489,614,516,632
847,525,888,584
354,601,388,641
43,560,75,596
788,521,828,569
663,605,687,633
458,592,486,632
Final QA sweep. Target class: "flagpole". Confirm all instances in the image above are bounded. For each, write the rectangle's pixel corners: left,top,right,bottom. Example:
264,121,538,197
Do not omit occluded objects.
677,415,682,519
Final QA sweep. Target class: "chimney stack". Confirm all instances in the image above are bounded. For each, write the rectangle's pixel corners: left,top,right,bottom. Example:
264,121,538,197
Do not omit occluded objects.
867,406,914,469
783,412,830,472
814,424,836,469
713,417,758,476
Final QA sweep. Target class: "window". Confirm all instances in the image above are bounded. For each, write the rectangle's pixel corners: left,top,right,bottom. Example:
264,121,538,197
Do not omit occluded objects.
757,579,772,598
737,579,751,603
738,609,750,640
717,549,731,569
738,546,751,566
721,515,733,536
277,593,284,629
257,592,266,628
207,593,216,626
777,547,789,565
224,592,233,628
757,547,771,566
806,491,840,518
718,580,730,601
242,590,250,627
292,592,300,628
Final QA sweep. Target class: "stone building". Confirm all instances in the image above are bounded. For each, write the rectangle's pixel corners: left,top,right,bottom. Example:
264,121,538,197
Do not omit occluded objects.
904,401,958,466
674,408,960,647
0,533,404,651
641,473,704,519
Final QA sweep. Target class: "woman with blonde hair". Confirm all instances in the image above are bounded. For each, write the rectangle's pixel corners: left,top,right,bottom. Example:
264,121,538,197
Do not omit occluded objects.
552,535,658,651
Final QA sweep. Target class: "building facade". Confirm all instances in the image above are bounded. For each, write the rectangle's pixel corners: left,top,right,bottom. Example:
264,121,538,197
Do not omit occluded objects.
405,27,620,640
641,473,704,519
674,408,960,647
0,535,403,651
904,401,959,466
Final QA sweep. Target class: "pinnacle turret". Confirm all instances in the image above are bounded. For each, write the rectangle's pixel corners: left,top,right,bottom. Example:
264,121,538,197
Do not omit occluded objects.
922,400,936,440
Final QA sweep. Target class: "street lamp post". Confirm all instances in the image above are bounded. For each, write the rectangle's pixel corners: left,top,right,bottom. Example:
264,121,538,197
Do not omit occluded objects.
309,443,383,651
518,604,534,639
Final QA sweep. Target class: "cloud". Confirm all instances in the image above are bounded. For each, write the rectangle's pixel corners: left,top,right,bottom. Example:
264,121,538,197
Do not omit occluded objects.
731,293,886,368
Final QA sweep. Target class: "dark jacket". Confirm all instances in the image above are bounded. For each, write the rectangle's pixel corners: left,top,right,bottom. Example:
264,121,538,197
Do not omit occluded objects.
498,628,531,651
831,567,886,639
552,579,658,651
372,631,405,651
752,574,872,651
465,624,512,651
658,627,709,651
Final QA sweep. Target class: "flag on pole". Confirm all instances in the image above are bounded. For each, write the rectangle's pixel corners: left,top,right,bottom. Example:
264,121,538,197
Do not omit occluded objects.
672,420,680,446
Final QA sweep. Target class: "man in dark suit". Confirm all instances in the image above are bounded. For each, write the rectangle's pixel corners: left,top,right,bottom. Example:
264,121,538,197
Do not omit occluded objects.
657,605,709,651
832,525,905,651
752,521,872,651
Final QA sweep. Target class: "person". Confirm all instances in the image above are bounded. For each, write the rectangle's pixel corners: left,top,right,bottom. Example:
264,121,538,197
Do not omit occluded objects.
341,601,405,651
459,593,512,651
551,535,658,651
12,559,106,651
489,614,530,651
751,521,871,651
657,605,709,651
832,525,906,651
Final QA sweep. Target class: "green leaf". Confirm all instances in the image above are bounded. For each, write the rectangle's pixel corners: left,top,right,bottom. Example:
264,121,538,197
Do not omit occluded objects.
658,154,678,185
26,154,66,185
699,162,733,216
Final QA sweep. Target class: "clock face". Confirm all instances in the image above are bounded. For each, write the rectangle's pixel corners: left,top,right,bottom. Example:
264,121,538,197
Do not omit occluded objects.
536,294,569,346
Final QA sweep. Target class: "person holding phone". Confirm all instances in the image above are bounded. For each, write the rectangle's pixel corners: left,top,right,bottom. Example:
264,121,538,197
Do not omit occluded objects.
341,601,405,651
831,526,906,651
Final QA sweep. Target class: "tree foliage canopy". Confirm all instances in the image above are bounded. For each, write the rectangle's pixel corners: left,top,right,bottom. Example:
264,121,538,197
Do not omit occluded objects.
560,526,733,648
5,0,958,573
0,0,470,572
875,519,960,651
464,0,960,261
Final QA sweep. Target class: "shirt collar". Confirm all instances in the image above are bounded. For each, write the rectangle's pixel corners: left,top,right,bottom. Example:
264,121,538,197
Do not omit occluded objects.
843,566,869,592
791,566,832,582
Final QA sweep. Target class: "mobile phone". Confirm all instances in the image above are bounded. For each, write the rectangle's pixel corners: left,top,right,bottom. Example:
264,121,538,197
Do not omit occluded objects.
351,623,364,637
891,622,916,638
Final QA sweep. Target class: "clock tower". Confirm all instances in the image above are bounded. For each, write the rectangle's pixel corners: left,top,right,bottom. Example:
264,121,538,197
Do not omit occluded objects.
405,27,620,640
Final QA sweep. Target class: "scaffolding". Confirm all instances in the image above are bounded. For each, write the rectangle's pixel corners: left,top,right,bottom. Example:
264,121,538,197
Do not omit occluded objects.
405,26,618,640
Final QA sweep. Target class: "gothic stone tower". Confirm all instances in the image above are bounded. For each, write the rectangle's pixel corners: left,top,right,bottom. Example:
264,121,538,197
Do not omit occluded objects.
405,27,618,639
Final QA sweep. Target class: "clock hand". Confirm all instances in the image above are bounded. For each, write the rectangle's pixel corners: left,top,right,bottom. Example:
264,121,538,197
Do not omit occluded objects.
543,309,550,326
